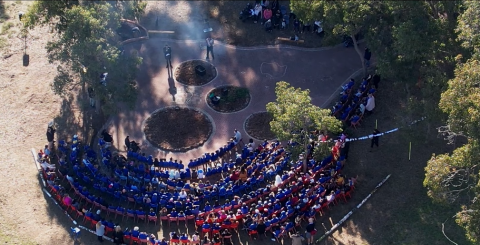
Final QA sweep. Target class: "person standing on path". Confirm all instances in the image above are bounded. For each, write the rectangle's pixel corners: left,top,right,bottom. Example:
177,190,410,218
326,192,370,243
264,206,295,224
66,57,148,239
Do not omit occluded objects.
163,44,172,69
96,221,105,242
370,128,380,150
290,230,305,245
46,121,55,151
364,47,372,67
113,225,124,245
305,218,316,245
206,37,214,60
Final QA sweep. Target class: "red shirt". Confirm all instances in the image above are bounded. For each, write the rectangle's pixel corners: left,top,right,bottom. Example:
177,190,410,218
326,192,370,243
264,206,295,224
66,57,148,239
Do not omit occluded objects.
263,9,272,20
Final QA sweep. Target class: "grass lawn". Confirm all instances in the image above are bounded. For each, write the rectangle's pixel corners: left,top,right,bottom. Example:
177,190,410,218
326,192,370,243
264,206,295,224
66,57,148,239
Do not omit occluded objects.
319,76,472,245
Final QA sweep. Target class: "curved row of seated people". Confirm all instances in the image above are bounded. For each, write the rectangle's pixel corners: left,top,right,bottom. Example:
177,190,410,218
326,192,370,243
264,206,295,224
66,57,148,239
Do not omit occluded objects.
96,129,255,180
44,130,354,244
194,153,354,241
331,75,378,128
55,136,288,216
43,138,289,239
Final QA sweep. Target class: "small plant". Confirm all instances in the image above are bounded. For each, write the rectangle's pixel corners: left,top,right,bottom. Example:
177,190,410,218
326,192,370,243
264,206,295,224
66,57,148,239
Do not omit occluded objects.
1,22,14,35
0,37,8,50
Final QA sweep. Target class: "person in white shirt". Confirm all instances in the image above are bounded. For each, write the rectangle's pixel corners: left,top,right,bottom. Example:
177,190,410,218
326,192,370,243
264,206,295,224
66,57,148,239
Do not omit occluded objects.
326,192,335,202
253,3,262,23
174,169,180,180
365,93,375,114
41,161,56,171
275,175,282,187
247,143,253,152
248,138,256,149
179,190,188,199
234,129,242,144
205,37,214,60
192,232,200,245
96,221,105,242
314,20,322,33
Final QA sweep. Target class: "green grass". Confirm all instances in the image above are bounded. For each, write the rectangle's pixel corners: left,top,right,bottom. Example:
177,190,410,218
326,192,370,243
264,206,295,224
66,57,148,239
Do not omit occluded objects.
0,36,8,50
1,21,13,35
323,67,473,244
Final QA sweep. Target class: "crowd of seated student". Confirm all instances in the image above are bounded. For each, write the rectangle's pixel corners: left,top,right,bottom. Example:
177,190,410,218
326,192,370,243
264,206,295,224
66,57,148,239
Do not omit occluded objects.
59,132,286,214
239,1,320,33
43,120,357,244
330,74,380,128
187,135,355,240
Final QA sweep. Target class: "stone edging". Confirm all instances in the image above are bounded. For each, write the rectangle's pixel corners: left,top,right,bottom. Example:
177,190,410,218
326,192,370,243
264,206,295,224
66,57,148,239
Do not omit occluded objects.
243,111,277,141
142,106,215,152
205,85,251,114
174,59,218,87
148,37,365,52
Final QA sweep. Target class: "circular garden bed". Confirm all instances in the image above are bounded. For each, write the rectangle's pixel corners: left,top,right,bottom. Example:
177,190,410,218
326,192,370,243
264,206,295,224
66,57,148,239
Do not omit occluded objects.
174,60,217,86
143,107,213,152
206,86,251,113
245,112,276,140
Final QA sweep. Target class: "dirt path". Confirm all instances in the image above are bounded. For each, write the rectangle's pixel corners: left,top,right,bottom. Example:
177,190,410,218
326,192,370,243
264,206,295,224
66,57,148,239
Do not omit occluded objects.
0,1,468,245
0,1,75,244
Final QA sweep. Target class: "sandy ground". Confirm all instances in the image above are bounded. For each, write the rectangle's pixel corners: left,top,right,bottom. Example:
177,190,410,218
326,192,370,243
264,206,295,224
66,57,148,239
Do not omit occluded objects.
0,1,469,245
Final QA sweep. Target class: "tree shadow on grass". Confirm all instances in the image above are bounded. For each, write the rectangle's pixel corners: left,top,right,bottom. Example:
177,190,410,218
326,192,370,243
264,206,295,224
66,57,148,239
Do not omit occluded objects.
37,175,90,245
314,79,473,245
0,1,8,22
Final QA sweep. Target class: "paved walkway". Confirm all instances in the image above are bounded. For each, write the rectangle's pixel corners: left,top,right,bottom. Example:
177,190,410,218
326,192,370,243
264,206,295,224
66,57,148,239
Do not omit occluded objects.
106,38,363,162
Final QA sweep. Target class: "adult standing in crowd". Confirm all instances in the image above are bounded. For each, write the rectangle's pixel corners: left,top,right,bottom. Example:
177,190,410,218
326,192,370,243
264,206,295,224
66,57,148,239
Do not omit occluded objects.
46,121,55,151
290,230,305,245
125,136,131,150
305,218,316,245
113,225,124,245
365,93,375,114
206,37,215,60
96,221,105,242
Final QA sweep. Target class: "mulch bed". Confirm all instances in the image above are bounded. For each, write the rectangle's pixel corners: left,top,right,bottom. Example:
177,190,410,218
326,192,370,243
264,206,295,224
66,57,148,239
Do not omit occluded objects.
245,112,276,140
143,107,213,152
174,60,217,86
206,86,251,113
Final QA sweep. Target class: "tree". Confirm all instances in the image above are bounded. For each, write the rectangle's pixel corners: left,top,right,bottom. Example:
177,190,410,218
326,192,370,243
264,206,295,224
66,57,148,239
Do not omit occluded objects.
456,1,480,58
363,1,460,134
266,81,342,173
440,59,480,140
289,0,323,23
291,1,380,76
423,2,480,241
23,0,145,116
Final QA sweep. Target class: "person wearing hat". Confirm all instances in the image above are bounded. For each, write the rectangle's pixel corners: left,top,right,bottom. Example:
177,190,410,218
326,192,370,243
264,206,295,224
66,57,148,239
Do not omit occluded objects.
163,44,172,69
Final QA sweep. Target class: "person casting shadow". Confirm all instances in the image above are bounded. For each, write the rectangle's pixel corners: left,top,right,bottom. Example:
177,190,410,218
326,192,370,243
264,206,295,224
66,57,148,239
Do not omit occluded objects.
164,44,172,69
168,77,177,101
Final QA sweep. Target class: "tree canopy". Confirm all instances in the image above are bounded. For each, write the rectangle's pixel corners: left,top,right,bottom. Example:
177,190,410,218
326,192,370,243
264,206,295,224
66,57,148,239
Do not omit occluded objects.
422,1,480,243
292,0,480,242
266,81,342,172
23,0,146,115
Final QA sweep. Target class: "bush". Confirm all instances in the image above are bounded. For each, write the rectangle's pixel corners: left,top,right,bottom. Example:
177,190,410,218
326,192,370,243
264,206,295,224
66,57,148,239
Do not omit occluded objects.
1,22,14,35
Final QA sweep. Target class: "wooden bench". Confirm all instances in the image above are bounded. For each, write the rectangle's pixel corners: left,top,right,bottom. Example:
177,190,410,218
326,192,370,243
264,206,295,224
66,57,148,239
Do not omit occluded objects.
148,30,175,34
277,37,305,43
